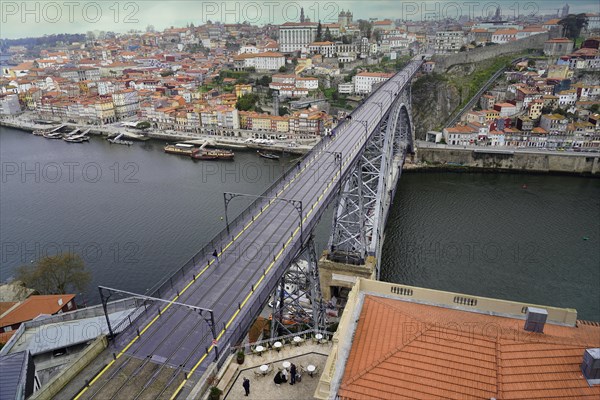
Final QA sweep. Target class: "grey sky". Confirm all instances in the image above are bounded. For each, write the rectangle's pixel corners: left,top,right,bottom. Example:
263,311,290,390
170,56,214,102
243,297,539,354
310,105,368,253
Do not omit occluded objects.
1,1,597,40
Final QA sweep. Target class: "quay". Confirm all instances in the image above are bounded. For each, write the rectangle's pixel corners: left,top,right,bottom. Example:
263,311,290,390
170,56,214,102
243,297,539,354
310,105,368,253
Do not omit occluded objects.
0,116,316,155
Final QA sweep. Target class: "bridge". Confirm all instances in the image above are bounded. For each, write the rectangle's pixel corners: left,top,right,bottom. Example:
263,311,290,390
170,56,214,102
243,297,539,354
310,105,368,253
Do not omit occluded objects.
74,57,424,400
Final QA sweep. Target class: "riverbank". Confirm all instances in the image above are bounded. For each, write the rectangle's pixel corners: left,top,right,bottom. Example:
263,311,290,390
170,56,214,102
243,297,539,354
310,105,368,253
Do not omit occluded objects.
409,143,600,176
0,117,315,155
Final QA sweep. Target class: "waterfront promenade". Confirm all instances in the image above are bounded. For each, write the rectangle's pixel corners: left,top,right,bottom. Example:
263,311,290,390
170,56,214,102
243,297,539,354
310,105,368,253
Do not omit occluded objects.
0,114,317,154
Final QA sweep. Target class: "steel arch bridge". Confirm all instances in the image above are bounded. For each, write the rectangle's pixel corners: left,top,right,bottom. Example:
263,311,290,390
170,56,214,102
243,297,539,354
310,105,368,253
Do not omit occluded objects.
80,57,425,400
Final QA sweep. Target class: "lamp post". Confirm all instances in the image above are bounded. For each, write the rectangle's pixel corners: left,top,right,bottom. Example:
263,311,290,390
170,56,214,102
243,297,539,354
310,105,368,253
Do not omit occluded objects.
223,192,304,245
372,101,384,119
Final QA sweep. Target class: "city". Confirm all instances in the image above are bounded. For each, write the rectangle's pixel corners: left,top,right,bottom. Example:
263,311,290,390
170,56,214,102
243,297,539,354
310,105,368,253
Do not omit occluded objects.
1,1,599,400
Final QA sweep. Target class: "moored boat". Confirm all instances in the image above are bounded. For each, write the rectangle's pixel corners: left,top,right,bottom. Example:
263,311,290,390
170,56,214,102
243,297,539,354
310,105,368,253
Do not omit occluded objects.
63,137,88,143
191,148,235,160
257,150,280,160
164,143,196,155
43,131,63,139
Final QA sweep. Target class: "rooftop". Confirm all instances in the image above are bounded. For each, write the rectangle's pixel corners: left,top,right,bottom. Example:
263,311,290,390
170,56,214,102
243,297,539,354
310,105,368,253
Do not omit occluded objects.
0,294,75,329
316,279,599,400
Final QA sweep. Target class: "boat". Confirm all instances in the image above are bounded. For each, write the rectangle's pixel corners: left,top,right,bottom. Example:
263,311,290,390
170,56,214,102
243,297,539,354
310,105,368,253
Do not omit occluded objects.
257,150,280,160
191,148,235,160
164,143,196,156
43,131,63,139
63,137,88,143
108,138,133,145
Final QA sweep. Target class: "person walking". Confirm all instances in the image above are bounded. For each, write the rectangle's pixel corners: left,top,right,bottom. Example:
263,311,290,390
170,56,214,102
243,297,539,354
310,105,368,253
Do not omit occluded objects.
242,377,250,396
290,363,297,385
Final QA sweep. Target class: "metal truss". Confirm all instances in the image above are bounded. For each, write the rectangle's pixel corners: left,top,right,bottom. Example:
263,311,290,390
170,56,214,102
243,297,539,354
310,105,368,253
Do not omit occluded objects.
270,237,325,337
328,90,414,275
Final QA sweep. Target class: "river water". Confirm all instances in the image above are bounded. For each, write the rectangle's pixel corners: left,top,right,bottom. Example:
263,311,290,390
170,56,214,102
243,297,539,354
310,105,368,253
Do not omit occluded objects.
1,127,599,320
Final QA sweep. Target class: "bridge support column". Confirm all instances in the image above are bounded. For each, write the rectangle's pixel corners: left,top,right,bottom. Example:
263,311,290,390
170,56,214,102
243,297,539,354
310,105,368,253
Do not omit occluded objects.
270,237,325,338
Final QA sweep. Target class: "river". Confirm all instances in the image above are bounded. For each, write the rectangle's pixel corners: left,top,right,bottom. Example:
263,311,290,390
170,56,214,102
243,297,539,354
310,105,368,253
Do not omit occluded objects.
1,127,598,320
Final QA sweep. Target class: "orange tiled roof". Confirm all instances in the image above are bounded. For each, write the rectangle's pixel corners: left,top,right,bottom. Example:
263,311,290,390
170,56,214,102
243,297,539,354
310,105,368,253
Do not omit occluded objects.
0,294,75,328
339,295,600,400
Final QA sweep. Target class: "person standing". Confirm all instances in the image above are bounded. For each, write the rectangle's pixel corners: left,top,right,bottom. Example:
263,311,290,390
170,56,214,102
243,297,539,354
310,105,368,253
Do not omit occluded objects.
290,363,297,385
242,377,250,396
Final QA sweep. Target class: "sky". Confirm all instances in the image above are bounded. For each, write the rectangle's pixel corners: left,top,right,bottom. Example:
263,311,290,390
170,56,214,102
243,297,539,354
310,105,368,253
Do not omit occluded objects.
0,0,598,40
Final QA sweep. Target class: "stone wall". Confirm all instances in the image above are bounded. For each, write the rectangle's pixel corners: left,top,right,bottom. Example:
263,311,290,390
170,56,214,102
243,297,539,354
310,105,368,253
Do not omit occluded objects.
416,147,600,175
433,32,552,71
29,335,108,400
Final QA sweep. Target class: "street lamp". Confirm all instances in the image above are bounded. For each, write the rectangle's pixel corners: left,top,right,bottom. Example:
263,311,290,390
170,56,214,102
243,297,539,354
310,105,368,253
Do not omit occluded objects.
223,192,304,245
372,101,384,119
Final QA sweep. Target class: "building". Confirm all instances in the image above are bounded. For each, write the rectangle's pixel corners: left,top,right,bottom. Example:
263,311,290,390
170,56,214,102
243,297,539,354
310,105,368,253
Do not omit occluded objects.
491,28,518,44
233,52,285,71
544,38,574,56
493,102,518,117
288,109,332,137
338,82,354,94
111,89,139,119
353,72,394,94
0,295,76,338
443,125,478,145
315,278,600,400
279,22,318,53
0,93,21,115
434,31,465,54
0,351,38,400
234,84,252,98
540,113,569,133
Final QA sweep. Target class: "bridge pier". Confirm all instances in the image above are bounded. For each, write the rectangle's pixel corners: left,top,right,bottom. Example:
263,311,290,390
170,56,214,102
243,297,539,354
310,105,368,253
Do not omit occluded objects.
318,252,377,301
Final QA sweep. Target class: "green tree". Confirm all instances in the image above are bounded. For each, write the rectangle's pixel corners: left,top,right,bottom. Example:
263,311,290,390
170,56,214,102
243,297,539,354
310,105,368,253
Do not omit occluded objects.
278,106,289,116
559,13,588,40
316,22,323,41
324,27,332,42
258,75,272,86
136,121,151,130
235,93,259,111
590,103,599,113
16,253,91,295
278,66,287,73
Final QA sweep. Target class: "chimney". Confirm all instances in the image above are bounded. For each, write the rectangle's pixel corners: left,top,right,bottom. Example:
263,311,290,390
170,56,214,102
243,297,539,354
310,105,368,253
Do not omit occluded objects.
524,307,547,333
581,348,600,381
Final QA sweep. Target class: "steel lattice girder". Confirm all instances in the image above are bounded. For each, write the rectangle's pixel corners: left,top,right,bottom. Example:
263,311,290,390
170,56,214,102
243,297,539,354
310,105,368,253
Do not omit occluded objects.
270,238,325,337
328,93,413,266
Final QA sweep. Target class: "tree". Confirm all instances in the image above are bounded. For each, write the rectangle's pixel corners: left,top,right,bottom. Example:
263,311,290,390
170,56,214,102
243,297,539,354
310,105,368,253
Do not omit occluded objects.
324,27,333,42
316,22,323,41
278,106,289,116
590,103,599,113
559,14,588,40
136,121,151,130
258,75,272,86
16,253,91,295
278,66,287,73
236,93,259,111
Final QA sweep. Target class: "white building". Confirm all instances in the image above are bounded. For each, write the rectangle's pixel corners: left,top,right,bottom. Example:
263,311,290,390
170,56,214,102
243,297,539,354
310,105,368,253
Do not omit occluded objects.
295,77,319,90
353,72,394,94
279,22,318,53
434,31,465,54
233,52,285,71
338,82,354,94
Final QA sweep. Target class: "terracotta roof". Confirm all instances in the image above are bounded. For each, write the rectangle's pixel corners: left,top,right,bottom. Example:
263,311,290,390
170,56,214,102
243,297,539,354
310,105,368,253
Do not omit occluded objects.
0,302,17,317
0,295,75,328
339,295,600,400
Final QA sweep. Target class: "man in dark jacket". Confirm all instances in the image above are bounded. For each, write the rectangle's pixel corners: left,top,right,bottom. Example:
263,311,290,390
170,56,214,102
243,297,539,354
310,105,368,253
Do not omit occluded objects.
290,363,297,385
242,377,250,396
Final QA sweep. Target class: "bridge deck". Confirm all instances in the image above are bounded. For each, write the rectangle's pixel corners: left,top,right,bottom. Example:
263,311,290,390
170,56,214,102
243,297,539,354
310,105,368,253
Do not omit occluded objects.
75,59,423,400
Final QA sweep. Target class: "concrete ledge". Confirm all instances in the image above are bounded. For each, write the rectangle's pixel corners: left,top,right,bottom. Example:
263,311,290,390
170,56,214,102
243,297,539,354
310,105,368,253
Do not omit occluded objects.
29,335,108,400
